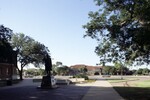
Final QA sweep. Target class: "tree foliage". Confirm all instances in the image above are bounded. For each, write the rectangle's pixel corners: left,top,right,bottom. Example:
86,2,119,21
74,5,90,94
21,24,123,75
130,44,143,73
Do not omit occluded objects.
83,0,150,65
52,62,71,75
0,25,13,63
56,66,70,75
11,33,50,79
24,68,45,76
135,68,150,75
79,66,88,74
0,25,51,80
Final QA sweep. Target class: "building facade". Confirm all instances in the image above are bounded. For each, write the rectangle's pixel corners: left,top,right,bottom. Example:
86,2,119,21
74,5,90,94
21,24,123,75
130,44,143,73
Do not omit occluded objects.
0,51,18,80
0,63,17,80
70,64,103,75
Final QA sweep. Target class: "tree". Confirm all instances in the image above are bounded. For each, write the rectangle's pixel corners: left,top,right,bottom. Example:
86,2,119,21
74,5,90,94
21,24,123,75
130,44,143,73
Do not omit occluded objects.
11,33,49,80
142,68,149,75
24,68,45,76
56,61,63,67
102,66,116,75
83,66,88,74
79,66,88,74
30,41,50,67
0,25,13,63
56,66,70,75
109,67,116,75
83,0,150,66
52,61,63,75
38,68,45,76
52,62,70,75
136,68,143,75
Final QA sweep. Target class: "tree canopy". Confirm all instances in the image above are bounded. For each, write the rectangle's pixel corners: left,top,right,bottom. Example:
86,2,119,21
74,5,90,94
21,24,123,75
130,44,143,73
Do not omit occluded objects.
83,0,150,65
0,25,51,80
0,25,13,63
11,33,50,80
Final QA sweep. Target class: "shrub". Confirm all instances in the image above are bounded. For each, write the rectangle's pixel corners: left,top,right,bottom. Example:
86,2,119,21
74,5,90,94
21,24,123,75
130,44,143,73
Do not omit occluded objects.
73,74,89,80
94,72,100,75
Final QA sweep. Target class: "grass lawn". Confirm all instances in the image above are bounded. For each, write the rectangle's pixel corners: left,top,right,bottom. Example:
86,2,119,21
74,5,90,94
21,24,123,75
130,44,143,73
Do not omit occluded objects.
107,79,127,83
135,80,150,87
82,79,96,83
107,78,138,83
109,79,150,100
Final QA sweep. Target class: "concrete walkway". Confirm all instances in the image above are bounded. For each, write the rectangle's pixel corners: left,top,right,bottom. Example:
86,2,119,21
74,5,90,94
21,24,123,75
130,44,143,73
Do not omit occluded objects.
0,78,40,90
82,79,124,100
1,78,124,100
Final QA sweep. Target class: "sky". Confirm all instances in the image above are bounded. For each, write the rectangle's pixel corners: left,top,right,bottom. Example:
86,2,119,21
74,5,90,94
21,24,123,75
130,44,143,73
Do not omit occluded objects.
0,0,101,66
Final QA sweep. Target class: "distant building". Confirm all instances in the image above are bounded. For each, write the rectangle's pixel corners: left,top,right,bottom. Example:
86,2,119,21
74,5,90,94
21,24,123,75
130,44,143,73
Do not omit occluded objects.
70,64,103,75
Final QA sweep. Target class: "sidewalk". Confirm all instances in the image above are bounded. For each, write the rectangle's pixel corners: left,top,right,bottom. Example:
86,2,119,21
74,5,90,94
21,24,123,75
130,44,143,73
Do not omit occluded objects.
0,78,124,100
0,78,40,90
82,79,124,100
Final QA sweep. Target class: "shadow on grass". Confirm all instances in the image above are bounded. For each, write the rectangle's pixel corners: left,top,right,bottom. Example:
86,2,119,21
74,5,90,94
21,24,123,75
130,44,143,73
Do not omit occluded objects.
114,86,150,100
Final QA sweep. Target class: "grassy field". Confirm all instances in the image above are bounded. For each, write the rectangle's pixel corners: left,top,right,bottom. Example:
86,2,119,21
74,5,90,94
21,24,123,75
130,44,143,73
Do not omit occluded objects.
135,80,150,87
108,77,150,100
107,78,139,83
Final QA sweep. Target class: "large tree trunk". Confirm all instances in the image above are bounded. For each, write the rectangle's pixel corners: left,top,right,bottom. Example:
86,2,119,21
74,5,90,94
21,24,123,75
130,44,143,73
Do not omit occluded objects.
16,65,24,80
19,68,23,80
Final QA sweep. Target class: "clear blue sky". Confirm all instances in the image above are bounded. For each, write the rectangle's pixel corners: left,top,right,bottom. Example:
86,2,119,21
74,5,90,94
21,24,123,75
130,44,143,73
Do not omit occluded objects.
0,0,101,66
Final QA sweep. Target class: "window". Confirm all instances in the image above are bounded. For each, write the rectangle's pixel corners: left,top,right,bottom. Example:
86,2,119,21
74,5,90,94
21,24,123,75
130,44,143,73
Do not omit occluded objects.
6,68,9,75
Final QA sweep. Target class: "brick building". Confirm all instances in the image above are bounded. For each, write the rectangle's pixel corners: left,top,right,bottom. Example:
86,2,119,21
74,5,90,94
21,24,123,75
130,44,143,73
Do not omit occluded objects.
70,64,103,75
0,63,17,80
0,51,18,80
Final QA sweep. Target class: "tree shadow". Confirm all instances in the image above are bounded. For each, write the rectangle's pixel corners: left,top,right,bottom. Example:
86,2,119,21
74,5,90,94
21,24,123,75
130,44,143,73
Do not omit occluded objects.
0,84,150,100
0,85,90,100
114,86,150,100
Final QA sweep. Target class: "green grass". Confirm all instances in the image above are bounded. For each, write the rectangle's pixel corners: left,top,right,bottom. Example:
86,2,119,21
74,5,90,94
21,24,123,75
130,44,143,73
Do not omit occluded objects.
83,79,96,83
107,78,139,83
135,80,150,87
110,79,150,100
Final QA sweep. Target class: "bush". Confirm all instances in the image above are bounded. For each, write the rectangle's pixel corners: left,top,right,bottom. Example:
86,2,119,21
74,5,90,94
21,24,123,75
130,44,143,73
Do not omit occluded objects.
73,74,89,80
94,72,100,75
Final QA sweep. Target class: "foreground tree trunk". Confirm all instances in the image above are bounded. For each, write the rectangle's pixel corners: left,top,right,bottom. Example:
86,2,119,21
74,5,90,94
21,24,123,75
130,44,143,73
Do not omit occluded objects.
16,65,24,80
19,68,23,80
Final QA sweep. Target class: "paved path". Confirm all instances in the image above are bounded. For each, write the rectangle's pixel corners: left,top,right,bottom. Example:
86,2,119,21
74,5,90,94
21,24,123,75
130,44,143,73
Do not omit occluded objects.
81,79,124,100
0,79,90,100
0,78,40,90
0,78,124,100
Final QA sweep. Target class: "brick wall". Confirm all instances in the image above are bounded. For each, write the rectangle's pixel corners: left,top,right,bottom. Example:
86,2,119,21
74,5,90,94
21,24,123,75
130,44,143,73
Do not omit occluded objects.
0,63,17,80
